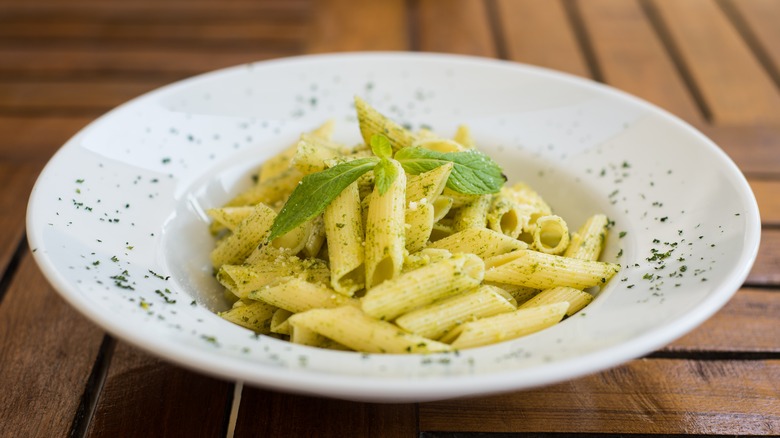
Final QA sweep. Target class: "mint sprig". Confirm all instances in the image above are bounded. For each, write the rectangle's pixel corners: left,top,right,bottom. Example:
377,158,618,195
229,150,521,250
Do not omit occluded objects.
395,147,506,194
267,157,378,241
266,135,506,242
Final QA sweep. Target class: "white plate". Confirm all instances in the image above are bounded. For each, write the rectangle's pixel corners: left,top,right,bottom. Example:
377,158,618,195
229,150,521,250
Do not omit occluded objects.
27,53,760,402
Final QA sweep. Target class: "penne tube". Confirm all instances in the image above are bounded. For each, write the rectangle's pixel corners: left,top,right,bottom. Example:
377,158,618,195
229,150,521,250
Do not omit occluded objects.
402,248,453,272
453,194,492,231
484,282,541,305
564,214,609,261
519,286,593,316
405,202,435,253
259,120,335,182
218,301,277,334
364,160,406,289
290,325,351,350
484,249,619,290
292,133,344,175
324,181,365,295
226,168,302,207
301,215,326,258
354,96,417,152
270,308,293,335
218,252,330,298
428,228,527,260
532,215,570,255
432,196,454,222
288,306,452,354
210,203,276,268
405,162,453,203
249,277,358,314
415,138,466,153
207,206,254,235
452,124,475,148
444,302,569,349
362,253,484,321
395,285,517,340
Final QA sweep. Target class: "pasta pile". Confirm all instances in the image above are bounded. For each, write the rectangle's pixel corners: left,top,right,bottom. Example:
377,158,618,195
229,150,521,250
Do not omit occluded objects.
209,97,619,353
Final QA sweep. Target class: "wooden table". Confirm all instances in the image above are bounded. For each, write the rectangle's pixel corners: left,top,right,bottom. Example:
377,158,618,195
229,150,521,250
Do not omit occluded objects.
1,0,778,436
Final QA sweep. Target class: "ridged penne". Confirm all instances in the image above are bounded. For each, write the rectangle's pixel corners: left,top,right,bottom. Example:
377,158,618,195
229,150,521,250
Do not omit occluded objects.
364,160,406,289
444,302,569,349
484,249,619,290
218,301,277,333
395,285,517,340
210,203,276,268
564,214,609,261
362,253,484,321
452,194,492,231
248,277,358,313
207,206,254,235
288,306,452,354
519,286,592,316
532,215,570,255
354,96,417,152
428,228,527,260
406,162,453,203
324,181,365,295
405,202,435,253
226,168,302,207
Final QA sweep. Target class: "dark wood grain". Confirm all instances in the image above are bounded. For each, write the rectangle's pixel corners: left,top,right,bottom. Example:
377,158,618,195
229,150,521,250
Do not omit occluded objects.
666,288,780,353
86,342,233,437
416,0,497,57
748,229,780,286
0,47,290,80
0,252,106,437
577,0,704,124
495,0,590,77
307,0,408,53
649,0,780,124
420,359,780,435
0,162,40,273
723,0,780,86
234,387,418,438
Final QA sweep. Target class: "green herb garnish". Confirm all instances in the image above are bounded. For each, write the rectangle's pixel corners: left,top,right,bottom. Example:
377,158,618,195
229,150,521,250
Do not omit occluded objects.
394,147,505,194
267,127,505,241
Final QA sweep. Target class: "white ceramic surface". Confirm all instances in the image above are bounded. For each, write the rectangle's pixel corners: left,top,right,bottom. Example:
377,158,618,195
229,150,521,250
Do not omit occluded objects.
27,53,760,402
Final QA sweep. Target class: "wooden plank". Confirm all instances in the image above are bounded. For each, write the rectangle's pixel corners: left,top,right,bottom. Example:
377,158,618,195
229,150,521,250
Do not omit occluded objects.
306,0,408,53
750,179,780,226
650,0,780,124
419,359,780,435
416,0,496,56
666,288,780,353
0,162,40,270
495,0,590,77
234,388,417,437
0,0,309,20
0,80,164,114
747,228,780,286
0,47,287,79
0,20,306,48
0,116,94,160
0,252,106,436
577,0,704,124
87,342,232,437
723,0,780,85
701,125,780,177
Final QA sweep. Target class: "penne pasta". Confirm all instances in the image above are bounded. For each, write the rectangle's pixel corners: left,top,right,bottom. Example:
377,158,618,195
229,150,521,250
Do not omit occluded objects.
428,228,527,260
364,160,406,289
444,302,569,349
289,306,452,354
362,253,484,321
395,285,517,340
324,181,365,295
484,249,620,290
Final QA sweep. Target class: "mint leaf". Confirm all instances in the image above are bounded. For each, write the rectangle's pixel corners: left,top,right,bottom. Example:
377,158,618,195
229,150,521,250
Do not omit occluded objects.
267,157,379,241
373,158,399,195
370,134,392,159
395,147,505,194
